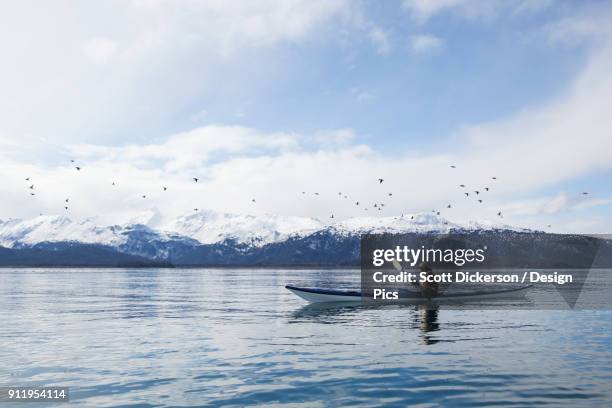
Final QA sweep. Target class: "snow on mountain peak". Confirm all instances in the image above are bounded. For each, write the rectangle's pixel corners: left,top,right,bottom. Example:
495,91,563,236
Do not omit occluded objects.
161,210,324,246
0,210,525,250
0,215,125,248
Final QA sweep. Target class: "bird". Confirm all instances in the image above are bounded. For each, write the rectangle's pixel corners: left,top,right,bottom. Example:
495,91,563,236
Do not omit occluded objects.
314,192,319,196
388,193,392,196
302,191,306,194
478,199,483,203
485,187,489,191
65,198,69,203
378,178,384,184
70,159,75,163
29,185,34,189
380,203,385,207
25,177,30,181
343,195,347,199
30,192,35,196
163,186,167,191
436,211,440,216
142,195,146,199
582,192,589,195
330,214,334,219
193,177,199,182
374,204,378,208
356,201,359,206
112,182,116,186
64,206,68,210
450,165,456,168
75,166,81,171
492,176,497,180
338,192,342,196
252,199,256,203
194,208,199,212
447,204,451,208
459,184,466,188
497,211,503,218
464,192,469,197
474,190,480,195
547,224,552,228
410,215,414,220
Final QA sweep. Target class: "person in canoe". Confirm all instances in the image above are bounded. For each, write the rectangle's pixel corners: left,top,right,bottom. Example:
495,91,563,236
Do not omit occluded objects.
414,262,439,298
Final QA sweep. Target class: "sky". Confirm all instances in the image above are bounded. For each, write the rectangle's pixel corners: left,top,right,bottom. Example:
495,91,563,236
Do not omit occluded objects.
1,0,612,232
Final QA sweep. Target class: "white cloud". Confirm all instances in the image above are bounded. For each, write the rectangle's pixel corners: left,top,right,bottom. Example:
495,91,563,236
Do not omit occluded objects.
368,27,391,55
82,37,117,64
410,34,444,53
402,0,554,23
0,0,355,146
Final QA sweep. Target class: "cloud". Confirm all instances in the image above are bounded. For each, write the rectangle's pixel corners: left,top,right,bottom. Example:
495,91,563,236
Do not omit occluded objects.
410,34,444,53
82,37,117,64
368,27,391,55
402,0,553,23
0,0,356,146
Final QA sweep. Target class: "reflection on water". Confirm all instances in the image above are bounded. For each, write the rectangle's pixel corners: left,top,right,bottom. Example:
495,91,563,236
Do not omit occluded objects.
0,268,611,407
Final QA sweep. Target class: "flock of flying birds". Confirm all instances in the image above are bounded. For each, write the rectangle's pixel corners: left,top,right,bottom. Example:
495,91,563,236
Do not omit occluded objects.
23,162,591,228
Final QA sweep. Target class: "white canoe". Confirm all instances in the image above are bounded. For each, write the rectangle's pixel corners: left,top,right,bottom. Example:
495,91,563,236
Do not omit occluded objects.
285,284,531,304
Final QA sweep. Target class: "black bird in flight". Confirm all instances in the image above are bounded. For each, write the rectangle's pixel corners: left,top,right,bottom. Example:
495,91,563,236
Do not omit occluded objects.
410,215,414,220
70,159,75,163
388,193,392,196
163,186,167,191
314,192,319,196
30,192,35,196
25,177,30,181
65,198,69,203
356,201,359,206
464,192,469,197
474,190,480,195
338,192,342,196
459,184,465,188
302,191,306,194
75,166,81,171
194,208,199,212
450,165,456,168
252,199,256,203
497,211,503,218
447,204,451,208
193,177,199,182
485,187,489,191
436,211,440,215
142,195,146,199
330,214,334,219
29,185,34,189
64,206,68,210
478,199,483,203
582,192,589,195
378,178,384,184
112,182,116,186
492,176,497,180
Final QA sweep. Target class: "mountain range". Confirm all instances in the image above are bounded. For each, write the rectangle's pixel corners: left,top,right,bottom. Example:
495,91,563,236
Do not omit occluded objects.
1,210,607,267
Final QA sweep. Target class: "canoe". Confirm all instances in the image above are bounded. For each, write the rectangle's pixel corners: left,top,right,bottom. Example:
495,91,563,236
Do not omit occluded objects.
285,284,532,304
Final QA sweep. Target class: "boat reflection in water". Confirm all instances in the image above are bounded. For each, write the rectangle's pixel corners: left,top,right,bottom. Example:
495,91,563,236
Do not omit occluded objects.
289,302,441,344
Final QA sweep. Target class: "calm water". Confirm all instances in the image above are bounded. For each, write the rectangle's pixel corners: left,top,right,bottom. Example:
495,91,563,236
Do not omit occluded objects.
1,268,611,407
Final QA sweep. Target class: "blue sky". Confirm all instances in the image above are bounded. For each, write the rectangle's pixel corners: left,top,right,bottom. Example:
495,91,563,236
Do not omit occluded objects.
1,0,611,232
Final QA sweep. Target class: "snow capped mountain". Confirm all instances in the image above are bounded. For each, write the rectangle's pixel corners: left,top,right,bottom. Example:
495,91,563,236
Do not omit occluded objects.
0,210,561,267
0,210,523,251
0,215,124,248
161,210,324,247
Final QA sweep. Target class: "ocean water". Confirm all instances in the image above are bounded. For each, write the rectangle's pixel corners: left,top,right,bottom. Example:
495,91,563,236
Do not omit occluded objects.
0,268,611,407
